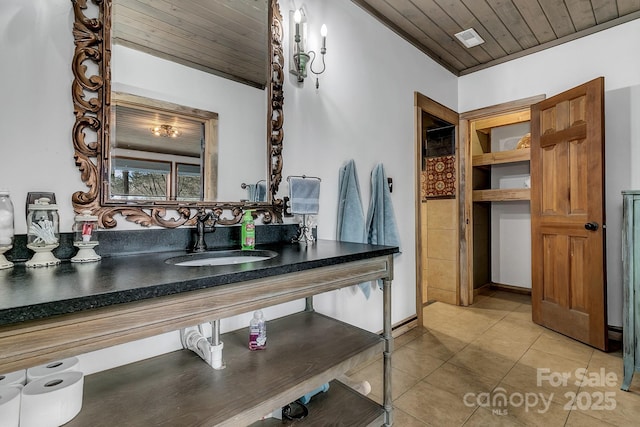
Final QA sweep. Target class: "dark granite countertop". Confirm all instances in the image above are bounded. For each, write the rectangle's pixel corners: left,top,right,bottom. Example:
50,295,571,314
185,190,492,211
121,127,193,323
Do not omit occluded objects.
0,240,398,326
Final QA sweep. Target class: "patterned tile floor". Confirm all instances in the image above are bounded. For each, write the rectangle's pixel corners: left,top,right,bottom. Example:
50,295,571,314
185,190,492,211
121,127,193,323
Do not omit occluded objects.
348,290,640,426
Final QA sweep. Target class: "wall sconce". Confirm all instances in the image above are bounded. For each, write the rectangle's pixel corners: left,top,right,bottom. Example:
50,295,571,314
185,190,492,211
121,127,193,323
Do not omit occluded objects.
290,8,327,89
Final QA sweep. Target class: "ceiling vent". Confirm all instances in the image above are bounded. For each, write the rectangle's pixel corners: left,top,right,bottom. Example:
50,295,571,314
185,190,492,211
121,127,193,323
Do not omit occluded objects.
454,28,485,48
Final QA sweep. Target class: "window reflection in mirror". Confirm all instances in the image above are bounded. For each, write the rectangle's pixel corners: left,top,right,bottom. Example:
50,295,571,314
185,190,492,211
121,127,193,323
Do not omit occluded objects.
110,158,171,200
177,163,202,201
110,93,218,202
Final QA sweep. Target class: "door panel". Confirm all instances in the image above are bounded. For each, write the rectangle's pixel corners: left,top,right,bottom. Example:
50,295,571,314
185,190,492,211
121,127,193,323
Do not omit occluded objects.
531,77,607,350
569,140,588,213
570,237,587,311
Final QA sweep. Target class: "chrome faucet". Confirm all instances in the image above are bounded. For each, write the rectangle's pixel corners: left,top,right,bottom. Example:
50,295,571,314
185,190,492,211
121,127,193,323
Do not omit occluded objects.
193,208,219,253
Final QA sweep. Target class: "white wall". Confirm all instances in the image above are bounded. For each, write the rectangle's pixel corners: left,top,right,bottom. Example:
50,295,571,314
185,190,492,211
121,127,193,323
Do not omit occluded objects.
279,0,458,332
1,0,79,233
459,19,640,326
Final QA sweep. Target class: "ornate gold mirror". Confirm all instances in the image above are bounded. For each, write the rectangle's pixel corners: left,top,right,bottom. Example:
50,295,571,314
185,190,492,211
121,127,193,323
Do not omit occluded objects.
71,0,284,228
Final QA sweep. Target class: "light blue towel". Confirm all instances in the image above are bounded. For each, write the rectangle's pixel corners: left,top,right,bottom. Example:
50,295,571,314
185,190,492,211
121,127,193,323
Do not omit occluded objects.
337,160,366,244
366,163,400,248
288,176,321,214
366,163,400,289
248,181,267,202
336,160,372,298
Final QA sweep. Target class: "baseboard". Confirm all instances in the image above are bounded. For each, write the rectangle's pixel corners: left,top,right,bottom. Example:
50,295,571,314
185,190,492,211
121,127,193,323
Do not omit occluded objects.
473,283,491,297
608,325,622,343
490,282,532,295
380,316,418,338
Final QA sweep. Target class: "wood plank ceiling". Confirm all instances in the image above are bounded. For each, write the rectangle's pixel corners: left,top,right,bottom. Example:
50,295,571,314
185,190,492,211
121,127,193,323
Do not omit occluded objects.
352,0,640,75
112,0,268,88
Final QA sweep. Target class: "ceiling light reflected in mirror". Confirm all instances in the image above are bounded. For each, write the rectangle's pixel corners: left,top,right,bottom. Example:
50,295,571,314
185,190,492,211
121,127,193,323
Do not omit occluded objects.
150,125,182,138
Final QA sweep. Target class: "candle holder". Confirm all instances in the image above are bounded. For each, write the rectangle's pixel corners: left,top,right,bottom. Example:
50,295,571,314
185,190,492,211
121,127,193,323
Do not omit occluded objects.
26,197,60,268
71,210,101,263
292,214,316,245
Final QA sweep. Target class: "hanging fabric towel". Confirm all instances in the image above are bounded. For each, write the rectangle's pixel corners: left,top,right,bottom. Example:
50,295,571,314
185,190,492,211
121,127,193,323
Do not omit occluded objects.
337,160,365,243
366,163,400,247
336,160,371,298
288,176,321,214
248,181,267,202
366,164,400,289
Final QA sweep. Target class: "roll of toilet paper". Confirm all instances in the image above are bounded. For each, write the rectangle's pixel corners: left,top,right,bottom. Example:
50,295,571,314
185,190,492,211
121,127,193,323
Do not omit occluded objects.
27,357,80,382
0,386,21,427
20,371,84,427
0,369,26,387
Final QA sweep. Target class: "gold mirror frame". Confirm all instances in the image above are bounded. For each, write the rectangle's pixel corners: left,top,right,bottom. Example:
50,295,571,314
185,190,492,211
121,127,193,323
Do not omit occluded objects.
70,0,284,228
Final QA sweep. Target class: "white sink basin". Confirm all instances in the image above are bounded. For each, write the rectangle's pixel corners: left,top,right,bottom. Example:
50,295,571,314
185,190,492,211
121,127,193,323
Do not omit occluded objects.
165,250,278,267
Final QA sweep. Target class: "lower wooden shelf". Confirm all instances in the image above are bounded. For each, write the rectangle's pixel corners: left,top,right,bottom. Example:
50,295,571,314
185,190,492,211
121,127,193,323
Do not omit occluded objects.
473,188,530,202
251,380,384,426
66,311,384,427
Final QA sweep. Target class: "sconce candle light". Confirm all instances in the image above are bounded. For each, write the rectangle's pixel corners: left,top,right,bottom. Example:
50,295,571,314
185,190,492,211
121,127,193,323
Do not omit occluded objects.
291,8,327,88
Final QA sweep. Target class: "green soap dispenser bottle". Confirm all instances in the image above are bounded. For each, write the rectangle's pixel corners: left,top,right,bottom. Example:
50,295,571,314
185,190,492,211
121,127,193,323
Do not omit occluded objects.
241,210,255,250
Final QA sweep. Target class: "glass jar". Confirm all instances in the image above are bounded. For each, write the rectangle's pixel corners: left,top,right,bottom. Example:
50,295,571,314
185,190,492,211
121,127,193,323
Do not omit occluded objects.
0,190,14,249
73,210,98,243
0,190,14,269
71,210,101,263
27,197,59,248
26,197,60,267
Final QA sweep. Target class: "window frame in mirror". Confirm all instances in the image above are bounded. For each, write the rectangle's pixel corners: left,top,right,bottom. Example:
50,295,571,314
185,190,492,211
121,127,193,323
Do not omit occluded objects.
109,92,218,203
70,0,284,228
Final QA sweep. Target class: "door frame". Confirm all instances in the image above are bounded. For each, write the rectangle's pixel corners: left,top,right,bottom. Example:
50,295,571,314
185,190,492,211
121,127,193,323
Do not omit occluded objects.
458,95,545,306
414,92,459,326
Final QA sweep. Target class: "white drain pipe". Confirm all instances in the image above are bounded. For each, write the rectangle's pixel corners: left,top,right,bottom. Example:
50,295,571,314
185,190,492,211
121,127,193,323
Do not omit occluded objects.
181,320,225,370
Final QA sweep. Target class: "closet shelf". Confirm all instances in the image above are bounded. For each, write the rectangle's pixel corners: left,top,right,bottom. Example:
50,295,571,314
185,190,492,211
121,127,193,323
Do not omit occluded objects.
472,148,530,166
473,188,530,202
473,110,531,132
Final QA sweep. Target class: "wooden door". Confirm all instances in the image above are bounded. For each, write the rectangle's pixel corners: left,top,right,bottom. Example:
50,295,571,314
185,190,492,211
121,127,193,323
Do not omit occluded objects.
531,77,607,350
